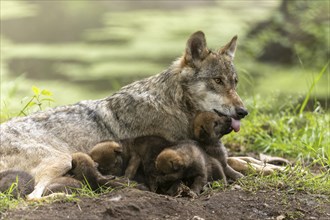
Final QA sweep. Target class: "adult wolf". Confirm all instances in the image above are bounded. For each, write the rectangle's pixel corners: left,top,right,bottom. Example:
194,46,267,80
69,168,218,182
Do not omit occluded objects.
0,31,248,199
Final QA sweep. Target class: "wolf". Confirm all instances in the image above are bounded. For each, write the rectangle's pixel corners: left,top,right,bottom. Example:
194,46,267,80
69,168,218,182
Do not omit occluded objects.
0,31,248,199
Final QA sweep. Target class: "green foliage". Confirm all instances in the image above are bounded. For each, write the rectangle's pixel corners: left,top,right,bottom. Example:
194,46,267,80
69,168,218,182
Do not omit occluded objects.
299,62,329,114
0,192,22,214
0,179,26,214
0,84,54,122
244,0,329,68
224,95,330,166
238,163,330,195
18,86,54,116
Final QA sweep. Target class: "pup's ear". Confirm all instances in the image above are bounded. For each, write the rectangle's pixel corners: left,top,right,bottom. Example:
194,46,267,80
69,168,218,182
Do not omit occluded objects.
219,35,238,59
184,31,209,67
171,158,184,171
114,146,123,154
199,126,211,142
71,159,77,170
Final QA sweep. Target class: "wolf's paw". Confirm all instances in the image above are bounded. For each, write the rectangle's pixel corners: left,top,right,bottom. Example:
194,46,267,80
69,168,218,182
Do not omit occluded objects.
227,156,287,176
27,192,71,202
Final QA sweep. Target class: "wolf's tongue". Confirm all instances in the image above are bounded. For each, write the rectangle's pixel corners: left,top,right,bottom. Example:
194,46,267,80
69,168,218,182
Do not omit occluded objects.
231,118,241,132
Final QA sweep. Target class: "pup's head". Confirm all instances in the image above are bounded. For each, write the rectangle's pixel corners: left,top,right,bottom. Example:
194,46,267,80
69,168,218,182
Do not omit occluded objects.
155,149,184,174
70,152,99,181
179,31,248,132
89,141,123,176
193,111,232,143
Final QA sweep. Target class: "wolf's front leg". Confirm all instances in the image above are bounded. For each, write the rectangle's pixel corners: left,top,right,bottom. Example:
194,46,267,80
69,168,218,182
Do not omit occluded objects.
227,157,286,175
27,154,72,200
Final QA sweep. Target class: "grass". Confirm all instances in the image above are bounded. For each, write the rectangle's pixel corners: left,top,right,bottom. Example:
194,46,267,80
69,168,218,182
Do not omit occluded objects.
209,163,330,196
0,192,24,214
238,164,329,195
0,177,130,214
223,94,329,166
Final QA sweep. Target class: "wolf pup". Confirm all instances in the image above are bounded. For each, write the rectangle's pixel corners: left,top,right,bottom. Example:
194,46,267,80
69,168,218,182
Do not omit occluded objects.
107,136,173,191
0,31,248,199
0,170,35,198
154,111,245,195
89,141,124,176
193,111,244,180
155,140,222,195
43,152,116,195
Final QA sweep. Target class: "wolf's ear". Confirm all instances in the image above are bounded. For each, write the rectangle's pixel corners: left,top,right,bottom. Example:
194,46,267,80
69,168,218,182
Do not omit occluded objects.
219,35,238,59
184,31,209,67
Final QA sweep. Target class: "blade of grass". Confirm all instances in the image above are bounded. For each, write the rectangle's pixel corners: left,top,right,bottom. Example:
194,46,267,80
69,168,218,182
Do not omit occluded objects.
299,62,329,114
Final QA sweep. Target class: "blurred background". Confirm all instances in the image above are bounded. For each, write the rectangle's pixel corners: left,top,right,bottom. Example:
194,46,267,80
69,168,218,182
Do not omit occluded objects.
1,0,329,118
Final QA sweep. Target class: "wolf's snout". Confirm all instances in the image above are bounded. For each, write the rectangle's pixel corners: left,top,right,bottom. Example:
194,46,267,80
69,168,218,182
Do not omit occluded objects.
235,107,248,119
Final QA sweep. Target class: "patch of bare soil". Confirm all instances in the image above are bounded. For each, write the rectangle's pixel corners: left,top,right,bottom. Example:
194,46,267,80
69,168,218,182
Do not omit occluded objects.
1,187,329,220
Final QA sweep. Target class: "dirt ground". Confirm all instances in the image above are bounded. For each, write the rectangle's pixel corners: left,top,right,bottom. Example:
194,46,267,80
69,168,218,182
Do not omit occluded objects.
1,186,329,220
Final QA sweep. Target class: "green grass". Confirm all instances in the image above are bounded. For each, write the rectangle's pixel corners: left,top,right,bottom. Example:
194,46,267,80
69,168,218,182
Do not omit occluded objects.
226,101,329,166
0,192,24,214
223,93,329,166
209,163,330,196
237,164,329,195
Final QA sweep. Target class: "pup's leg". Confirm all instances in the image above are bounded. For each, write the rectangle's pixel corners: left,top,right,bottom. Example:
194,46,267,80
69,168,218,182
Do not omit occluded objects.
210,158,227,185
190,174,207,195
124,155,141,179
223,164,244,180
207,145,244,180
27,154,72,200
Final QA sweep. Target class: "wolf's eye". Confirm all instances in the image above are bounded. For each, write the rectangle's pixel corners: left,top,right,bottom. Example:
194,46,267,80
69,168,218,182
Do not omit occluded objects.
214,78,223,85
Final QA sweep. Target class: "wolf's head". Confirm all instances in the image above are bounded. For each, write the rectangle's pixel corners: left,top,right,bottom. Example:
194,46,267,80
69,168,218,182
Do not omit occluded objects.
178,31,248,132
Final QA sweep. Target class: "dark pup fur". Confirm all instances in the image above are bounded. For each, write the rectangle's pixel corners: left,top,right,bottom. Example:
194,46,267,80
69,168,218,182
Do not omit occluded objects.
120,136,174,191
193,111,243,180
68,152,103,190
0,170,35,198
155,141,214,195
43,176,82,196
89,136,174,191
